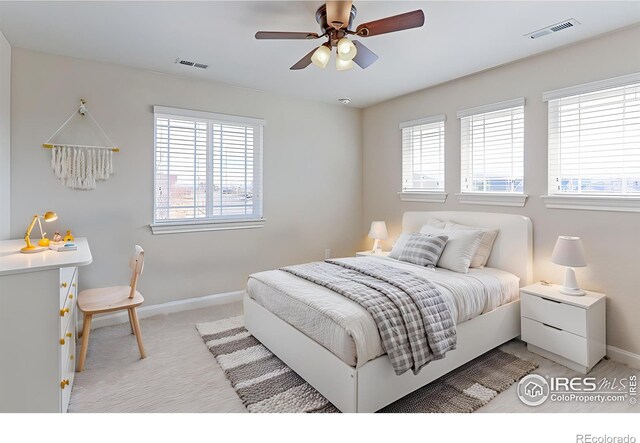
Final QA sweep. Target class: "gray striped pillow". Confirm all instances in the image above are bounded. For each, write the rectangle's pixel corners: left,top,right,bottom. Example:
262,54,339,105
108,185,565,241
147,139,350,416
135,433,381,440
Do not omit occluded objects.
398,233,449,267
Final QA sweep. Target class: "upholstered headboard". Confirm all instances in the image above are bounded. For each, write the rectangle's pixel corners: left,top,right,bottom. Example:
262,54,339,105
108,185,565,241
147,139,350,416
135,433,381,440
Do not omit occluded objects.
402,211,533,286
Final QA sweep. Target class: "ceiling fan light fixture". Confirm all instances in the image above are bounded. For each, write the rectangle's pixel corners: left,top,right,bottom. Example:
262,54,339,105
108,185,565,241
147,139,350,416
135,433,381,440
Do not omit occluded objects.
311,43,331,68
336,56,354,71
337,37,357,61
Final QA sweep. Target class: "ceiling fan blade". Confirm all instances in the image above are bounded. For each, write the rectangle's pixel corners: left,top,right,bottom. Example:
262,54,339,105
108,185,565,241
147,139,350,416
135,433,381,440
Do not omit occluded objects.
356,10,425,37
352,41,379,69
255,31,319,40
326,1,353,30
290,47,317,70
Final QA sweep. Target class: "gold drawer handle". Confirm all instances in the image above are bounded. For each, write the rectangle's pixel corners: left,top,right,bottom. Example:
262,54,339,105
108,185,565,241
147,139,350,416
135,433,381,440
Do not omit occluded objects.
59,308,70,317
68,294,74,299
70,354,74,361
60,379,70,389
72,283,76,288
61,282,68,288
60,332,72,345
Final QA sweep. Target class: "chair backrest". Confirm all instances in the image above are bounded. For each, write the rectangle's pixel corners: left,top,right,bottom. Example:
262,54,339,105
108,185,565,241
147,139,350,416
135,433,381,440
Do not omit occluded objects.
129,245,144,298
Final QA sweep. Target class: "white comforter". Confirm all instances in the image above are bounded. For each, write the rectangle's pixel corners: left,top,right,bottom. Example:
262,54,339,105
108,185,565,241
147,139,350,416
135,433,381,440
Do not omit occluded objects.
247,256,520,368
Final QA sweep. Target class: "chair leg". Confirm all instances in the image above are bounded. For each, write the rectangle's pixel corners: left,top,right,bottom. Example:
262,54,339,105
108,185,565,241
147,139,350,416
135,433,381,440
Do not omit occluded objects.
77,313,92,372
129,308,146,359
127,309,135,335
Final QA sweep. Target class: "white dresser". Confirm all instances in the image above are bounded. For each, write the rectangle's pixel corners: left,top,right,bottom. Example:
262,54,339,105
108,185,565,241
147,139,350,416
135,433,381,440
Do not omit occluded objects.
520,282,606,374
0,238,92,412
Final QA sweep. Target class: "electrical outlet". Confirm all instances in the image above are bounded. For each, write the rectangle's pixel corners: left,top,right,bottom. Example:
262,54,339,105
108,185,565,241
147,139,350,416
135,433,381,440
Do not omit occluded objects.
324,249,331,259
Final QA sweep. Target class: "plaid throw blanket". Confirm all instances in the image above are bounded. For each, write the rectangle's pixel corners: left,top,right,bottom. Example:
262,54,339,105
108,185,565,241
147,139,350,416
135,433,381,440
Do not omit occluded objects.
281,258,457,375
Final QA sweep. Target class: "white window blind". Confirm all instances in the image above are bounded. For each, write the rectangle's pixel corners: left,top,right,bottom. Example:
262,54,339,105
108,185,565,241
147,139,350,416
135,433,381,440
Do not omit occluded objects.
153,107,264,224
459,100,524,193
401,116,445,192
547,80,640,196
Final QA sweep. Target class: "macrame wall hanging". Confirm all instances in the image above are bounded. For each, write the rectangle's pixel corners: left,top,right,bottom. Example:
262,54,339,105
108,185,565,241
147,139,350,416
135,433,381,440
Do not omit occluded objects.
43,99,120,190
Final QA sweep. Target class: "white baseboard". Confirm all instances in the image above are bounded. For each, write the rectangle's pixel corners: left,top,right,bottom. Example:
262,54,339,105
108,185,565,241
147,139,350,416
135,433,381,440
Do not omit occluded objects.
86,290,245,331
607,345,640,369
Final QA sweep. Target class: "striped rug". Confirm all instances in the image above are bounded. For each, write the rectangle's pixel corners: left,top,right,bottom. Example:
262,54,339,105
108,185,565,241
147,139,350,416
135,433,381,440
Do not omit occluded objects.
197,315,537,413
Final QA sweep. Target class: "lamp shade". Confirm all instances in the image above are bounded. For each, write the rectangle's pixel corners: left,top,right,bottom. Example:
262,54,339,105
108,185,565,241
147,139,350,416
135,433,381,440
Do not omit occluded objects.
335,56,354,71
311,44,331,68
551,236,586,267
43,211,58,222
337,38,357,61
368,221,388,240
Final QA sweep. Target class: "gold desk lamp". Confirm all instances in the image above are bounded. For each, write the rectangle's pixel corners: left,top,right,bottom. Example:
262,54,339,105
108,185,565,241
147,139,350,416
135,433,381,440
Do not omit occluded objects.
21,211,58,253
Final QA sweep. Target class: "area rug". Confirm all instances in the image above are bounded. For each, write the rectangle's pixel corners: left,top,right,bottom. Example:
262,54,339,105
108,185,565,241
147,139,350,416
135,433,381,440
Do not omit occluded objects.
196,315,538,413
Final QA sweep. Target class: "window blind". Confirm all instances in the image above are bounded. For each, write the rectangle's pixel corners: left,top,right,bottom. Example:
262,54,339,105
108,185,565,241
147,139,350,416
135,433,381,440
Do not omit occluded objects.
460,103,524,193
547,81,640,196
401,116,445,192
154,108,263,223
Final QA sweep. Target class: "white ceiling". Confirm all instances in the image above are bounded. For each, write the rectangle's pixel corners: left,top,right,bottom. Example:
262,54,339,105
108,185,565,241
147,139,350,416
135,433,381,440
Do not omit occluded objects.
0,1,639,108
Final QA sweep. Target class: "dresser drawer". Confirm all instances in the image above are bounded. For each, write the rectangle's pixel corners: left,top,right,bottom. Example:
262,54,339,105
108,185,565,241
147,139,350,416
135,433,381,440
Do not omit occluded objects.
521,292,587,337
59,267,77,308
521,317,588,366
59,294,76,337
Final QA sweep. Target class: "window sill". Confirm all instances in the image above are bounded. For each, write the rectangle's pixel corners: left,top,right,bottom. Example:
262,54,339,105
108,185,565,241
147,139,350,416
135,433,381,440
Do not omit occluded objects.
398,191,448,203
456,192,528,207
541,195,640,213
150,219,266,234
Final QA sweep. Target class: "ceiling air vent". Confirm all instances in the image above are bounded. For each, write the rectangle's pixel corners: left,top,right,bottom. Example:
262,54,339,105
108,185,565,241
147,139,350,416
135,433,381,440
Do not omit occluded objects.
524,19,580,40
175,58,209,69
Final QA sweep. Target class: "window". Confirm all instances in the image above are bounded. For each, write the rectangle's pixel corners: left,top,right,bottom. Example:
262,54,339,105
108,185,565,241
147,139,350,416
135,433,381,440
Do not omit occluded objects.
546,77,640,197
399,115,446,202
152,106,264,233
458,99,525,196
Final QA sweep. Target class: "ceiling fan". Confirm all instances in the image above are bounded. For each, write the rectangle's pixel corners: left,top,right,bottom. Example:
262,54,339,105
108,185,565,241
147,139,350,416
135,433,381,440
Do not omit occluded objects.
255,1,425,71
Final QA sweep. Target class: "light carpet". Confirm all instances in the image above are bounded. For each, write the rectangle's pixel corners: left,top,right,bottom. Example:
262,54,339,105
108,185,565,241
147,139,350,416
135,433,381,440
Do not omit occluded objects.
197,315,538,413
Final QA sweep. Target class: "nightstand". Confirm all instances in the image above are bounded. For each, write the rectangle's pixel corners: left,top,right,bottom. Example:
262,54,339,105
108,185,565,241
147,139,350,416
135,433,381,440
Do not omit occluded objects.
520,282,606,374
356,251,390,257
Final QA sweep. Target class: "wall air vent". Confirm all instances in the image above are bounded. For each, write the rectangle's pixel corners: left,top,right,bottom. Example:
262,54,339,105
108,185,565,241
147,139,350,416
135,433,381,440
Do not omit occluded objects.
524,19,580,40
175,58,209,69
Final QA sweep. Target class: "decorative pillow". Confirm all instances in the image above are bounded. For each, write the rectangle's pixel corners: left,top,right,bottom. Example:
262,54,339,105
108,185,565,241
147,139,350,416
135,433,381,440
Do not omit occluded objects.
444,222,499,268
419,225,483,273
397,233,449,267
389,233,411,259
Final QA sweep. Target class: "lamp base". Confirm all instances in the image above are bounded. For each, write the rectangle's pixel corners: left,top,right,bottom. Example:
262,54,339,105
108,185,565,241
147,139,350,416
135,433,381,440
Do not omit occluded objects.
559,286,586,296
559,267,585,296
20,245,47,254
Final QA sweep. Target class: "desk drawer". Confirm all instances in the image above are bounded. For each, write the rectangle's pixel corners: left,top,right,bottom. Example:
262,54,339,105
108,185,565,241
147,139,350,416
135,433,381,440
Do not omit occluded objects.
521,292,586,337
521,317,588,366
59,267,77,308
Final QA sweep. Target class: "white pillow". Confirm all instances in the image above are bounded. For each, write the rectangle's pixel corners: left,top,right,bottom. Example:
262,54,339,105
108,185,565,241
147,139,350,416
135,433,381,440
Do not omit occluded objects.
422,218,446,229
419,225,483,273
444,222,499,268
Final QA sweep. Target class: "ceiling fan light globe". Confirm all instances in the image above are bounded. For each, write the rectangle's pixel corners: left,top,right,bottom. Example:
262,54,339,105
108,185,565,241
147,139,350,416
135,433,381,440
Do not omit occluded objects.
311,44,331,68
337,38,357,61
336,57,354,71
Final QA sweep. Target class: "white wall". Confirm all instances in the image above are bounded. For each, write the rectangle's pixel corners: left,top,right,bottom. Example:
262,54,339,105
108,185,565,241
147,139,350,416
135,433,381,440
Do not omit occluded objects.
10,48,362,306
362,25,640,355
0,30,10,240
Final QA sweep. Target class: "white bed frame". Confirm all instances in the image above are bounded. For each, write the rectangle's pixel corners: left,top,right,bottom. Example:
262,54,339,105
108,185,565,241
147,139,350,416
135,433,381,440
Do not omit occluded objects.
244,211,533,413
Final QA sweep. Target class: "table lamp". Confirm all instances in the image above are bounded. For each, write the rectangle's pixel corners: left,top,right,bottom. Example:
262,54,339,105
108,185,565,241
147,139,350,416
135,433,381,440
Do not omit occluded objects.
21,211,58,253
551,236,587,296
368,221,388,254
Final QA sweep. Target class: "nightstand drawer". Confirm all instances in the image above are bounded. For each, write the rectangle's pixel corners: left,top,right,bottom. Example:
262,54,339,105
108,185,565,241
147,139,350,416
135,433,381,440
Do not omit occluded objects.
521,292,587,337
521,317,588,366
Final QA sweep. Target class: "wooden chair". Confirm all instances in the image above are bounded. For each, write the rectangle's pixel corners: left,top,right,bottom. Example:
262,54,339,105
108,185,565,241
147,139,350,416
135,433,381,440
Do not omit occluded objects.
77,245,146,372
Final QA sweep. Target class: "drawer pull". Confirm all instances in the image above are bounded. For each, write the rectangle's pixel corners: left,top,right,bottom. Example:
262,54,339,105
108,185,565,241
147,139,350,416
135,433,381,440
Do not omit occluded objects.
542,322,563,331
68,294,74,299
60,379,70,389
59,308,70,317
66,332,72,338
61,282,68,288
70,354,74,361
72,283,76,288
540,297,561,304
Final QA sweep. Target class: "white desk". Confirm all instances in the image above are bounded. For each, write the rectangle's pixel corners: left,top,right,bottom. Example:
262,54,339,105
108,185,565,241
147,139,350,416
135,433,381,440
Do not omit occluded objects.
0,238,92,412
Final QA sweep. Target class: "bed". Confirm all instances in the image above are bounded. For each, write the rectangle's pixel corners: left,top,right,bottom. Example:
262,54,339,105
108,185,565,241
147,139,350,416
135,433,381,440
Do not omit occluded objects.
244,211,533,413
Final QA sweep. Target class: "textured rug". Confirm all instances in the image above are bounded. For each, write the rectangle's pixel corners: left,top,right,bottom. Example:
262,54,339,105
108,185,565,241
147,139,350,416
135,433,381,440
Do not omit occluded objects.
196,315,538,413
